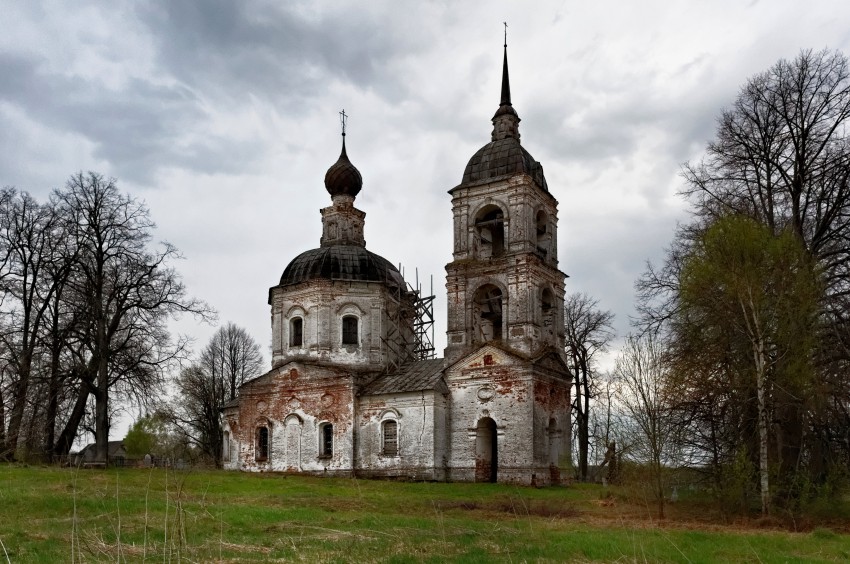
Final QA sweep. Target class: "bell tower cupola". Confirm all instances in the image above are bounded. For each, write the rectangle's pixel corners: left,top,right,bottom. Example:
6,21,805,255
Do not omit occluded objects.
444,36,567,363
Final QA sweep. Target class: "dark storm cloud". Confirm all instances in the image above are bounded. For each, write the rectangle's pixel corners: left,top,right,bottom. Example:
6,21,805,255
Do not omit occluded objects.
134,1,424,108
0,51,264,185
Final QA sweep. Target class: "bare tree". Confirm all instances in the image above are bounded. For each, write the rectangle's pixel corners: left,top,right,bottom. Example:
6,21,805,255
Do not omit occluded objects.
172,323,264,463
202,323,264,401
56,172,211,463
564,293,614,481
614,332,676,519
0,189,68,459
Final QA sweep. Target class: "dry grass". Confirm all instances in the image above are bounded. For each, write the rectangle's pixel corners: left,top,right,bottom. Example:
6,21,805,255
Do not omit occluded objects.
0,464,848,562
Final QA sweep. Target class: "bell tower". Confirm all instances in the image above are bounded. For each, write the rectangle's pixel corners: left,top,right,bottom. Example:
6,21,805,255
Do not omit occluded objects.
444,40,567,363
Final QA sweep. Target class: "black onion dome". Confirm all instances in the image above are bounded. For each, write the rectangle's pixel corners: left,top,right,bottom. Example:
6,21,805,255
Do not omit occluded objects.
280,246,405,288
324,140,362,197
462,138,548,191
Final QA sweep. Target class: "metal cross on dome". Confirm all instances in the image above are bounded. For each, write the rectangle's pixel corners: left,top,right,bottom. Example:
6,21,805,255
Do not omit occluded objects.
339,109,348,137
503,21,507,47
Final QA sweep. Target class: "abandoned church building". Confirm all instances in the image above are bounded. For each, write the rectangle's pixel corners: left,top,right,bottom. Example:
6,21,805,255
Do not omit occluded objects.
222,45,572,484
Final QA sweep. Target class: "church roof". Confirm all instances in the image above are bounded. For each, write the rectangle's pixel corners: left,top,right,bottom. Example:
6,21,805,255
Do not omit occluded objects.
360,358,447,395
279,245,405,288
462,138,548,191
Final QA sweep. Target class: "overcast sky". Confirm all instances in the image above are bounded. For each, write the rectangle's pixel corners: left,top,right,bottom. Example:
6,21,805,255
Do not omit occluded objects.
4,0,850,392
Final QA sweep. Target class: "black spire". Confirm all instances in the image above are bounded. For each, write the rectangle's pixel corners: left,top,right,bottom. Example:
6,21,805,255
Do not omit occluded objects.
500,23,511,107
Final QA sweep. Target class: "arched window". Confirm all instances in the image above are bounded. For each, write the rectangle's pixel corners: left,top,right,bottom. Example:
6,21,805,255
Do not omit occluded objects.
535,210,550,257
319,423,333,457
541,288,555,330
256,426,269,461
290,317,303,347
475,205,506,258
342,315,358,345
223,430,231,462
382,420,398,456
473,284,503,342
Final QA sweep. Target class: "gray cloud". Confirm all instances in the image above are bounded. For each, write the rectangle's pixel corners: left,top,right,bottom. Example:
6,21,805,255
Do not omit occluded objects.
0,51,268,185
3,0,850,390
134,1,426,108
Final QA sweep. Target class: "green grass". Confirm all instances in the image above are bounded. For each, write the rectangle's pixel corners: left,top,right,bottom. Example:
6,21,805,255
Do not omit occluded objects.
0,465,848,562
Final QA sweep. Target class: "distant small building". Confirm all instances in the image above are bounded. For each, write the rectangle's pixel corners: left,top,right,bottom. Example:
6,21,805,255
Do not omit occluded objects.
73,441,128,467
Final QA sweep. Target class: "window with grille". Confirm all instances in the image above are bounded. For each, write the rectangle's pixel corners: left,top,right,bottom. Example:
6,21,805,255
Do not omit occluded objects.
290,317,303,347
342,315,358,345
256,427,269,461
382,420,398,456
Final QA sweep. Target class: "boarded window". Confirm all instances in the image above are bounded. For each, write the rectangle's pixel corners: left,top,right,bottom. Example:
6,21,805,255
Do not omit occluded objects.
223,431,231,462
320,423,333,457
382,420,398,455
342,315,358,345
290,317,303,347
256,427,269,461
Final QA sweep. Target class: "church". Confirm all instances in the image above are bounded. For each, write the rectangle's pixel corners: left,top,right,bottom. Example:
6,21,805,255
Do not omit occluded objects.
222,43,571,484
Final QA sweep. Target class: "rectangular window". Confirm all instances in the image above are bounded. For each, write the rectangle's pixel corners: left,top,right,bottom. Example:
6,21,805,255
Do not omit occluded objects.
382,420,398,456
223,431,231,462
256,427,269,461
290,318,303,347
320,423,333,457
342,316,358,345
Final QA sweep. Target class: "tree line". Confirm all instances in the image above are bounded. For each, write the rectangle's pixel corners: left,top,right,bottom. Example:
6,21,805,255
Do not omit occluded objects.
567,49,850,519
0,172,219,463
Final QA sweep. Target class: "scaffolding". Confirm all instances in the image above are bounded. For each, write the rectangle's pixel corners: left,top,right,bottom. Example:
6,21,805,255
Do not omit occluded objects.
382,267,436,373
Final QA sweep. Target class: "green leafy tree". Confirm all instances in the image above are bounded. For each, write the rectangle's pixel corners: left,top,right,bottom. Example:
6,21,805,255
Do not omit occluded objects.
124,416,159,457
677,216,819,515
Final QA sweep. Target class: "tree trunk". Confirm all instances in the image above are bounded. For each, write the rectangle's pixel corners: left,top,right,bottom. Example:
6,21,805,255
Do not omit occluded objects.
5,353,32,460
0,384,6,458
42,348,62,462
578,414,589,481
94,355,110,463
54,384,90,457
579,357,591,481
755,337,771,516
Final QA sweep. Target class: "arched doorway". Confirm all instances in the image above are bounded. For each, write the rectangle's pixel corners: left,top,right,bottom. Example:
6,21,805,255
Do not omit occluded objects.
475,417,498,483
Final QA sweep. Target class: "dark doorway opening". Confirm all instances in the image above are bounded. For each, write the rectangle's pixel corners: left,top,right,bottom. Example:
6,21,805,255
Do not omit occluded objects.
475,417,498,483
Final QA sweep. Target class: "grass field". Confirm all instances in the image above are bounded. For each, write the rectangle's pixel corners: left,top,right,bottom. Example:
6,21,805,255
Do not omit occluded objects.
0,465,848,562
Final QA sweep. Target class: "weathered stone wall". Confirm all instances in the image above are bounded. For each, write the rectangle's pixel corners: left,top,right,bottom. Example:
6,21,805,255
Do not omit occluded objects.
223,362,368,475
531,372,572,484
444,346,537,484
445,175,566,363
270,280,412,369
355,391,448,480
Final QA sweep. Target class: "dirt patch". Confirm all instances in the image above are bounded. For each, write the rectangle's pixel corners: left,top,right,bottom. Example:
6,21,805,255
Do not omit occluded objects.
434,499,580,519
